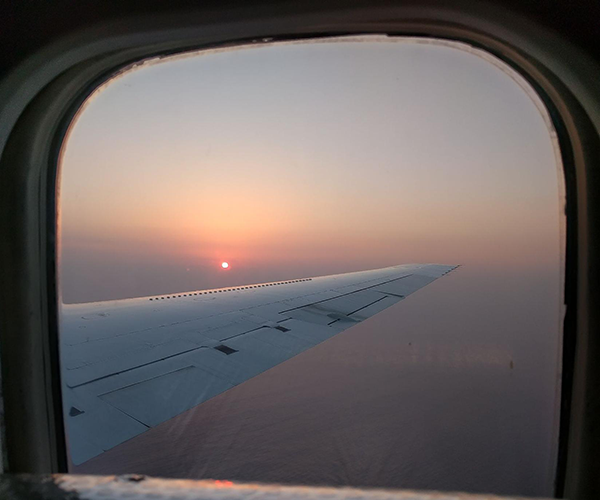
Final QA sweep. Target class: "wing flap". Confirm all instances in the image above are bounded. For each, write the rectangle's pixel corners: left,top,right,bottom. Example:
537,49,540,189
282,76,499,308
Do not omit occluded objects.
99,365,234,427
372,274,436,297
65,338,203,388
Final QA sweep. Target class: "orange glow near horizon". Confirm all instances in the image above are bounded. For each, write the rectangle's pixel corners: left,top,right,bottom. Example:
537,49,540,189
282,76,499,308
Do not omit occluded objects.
58,38,562,303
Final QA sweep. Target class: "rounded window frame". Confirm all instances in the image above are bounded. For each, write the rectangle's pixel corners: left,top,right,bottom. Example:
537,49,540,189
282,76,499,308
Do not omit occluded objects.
0,3,599,498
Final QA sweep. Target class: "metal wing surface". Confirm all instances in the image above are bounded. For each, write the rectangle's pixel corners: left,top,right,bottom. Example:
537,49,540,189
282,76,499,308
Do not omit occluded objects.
61,263,457,465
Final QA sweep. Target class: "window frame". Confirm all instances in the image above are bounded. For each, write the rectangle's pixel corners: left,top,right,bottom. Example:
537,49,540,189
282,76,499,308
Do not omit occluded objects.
0,2,599,497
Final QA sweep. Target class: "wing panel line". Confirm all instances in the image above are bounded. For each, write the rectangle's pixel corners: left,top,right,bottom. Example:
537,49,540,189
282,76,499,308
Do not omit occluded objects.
279,273,413,313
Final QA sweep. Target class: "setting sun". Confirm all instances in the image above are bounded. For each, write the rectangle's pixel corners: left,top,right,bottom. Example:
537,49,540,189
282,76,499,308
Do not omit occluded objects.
221,262,230,269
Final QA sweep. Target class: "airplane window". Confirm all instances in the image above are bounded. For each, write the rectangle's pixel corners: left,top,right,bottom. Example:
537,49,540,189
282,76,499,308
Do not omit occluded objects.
58,36,564,498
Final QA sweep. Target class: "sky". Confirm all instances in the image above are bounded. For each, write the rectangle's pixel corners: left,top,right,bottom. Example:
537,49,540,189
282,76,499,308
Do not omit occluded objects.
59,36,562,304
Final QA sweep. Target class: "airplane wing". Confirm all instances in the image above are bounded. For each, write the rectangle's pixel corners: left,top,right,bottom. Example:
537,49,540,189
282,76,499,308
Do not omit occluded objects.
61,263,457,465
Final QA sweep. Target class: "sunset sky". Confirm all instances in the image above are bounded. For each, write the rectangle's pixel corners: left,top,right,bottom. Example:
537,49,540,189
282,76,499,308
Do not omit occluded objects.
59,36,562,303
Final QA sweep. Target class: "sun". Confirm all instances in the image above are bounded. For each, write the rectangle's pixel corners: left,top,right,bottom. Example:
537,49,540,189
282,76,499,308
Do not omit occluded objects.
221,262,230,269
